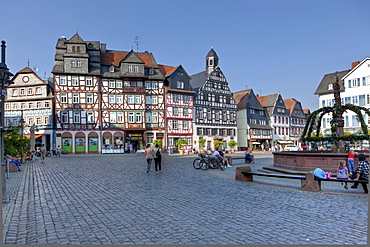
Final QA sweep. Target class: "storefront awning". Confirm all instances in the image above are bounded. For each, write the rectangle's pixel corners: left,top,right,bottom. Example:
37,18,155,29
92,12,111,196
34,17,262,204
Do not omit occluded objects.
252,142,260,144
277,141,293,144
22,134,43,139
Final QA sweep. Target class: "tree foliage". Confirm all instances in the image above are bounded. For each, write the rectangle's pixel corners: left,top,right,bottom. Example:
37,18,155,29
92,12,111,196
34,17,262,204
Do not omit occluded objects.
4,125,29,157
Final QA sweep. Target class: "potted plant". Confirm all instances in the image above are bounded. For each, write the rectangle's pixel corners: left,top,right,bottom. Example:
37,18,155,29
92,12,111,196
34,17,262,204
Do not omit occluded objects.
153,139,162,148
176,139,188,155
228,140,238,153
214,140,224,150
198,138,206,153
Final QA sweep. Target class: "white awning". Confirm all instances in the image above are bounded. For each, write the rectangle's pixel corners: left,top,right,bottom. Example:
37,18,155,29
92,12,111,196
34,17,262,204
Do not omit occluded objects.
252,142,260,144
277,141,293,144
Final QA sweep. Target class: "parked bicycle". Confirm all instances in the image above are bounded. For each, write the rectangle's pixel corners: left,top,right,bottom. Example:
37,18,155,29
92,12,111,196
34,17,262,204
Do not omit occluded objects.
193,152,226,171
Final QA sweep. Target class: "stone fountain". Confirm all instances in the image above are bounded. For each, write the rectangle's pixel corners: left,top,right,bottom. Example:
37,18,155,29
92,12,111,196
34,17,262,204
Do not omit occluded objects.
274,73,370,173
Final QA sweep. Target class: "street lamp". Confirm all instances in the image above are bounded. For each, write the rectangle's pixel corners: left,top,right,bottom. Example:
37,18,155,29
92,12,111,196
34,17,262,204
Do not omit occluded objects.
1,40,14,202
19,110,25,164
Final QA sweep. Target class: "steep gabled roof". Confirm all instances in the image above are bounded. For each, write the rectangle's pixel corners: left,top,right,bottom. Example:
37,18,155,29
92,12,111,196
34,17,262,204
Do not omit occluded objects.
11,67,47,84
158,64,178,77
342,57,370,80
233,89,252,106
68,33,84,43
101,50,156,67
190,70,208,91
314,70,349,95
122,50,145,64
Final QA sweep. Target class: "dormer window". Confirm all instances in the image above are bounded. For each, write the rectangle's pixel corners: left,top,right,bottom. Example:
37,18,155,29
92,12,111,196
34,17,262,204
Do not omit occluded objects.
109,66,115,72
71,60,81,68
328,83,333,90
72,46,81,52
128,64,139,73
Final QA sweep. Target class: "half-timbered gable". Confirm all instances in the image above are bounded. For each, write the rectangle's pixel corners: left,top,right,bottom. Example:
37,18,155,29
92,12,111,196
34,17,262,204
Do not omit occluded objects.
159,64,195,151
190,48,237,151
257,93,290,149
6,67,55,151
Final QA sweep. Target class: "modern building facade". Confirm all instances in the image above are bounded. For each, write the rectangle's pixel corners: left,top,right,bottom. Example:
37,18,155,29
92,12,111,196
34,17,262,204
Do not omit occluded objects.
190,49,237,151
5,67,54,150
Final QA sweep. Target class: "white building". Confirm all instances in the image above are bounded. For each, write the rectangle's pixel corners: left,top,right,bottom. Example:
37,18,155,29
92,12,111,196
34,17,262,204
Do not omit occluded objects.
315,58,370,138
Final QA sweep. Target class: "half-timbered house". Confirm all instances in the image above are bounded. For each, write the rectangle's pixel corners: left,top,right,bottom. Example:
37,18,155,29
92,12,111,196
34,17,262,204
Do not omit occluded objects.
159,64,195,151
52,33,166,153
284,98,307,146
5,67,54,151
190,48,237,151
52,33,102,154
257,93,290,150
100,49,165,152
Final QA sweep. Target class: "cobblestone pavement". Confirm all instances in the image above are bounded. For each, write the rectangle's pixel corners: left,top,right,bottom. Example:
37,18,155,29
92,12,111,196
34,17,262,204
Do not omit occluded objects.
2,152,368,245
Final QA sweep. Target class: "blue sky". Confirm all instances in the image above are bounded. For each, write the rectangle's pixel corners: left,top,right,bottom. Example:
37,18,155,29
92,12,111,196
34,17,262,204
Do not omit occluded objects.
1,0,369,110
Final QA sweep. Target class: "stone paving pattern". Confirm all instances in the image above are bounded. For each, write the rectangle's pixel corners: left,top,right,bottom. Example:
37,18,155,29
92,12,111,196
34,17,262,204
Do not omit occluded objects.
2,151,368,245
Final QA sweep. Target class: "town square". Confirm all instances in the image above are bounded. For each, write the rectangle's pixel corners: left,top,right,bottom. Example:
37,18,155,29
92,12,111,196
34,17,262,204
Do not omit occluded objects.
1,0,369,246
2,152,368,245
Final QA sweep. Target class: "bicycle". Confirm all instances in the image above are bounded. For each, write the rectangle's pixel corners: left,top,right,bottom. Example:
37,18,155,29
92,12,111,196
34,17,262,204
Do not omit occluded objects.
200,155,226,171
193,152,212,169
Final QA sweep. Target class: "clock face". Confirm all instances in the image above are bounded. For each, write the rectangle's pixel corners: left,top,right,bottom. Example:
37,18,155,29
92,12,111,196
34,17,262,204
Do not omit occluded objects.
22,76,29,83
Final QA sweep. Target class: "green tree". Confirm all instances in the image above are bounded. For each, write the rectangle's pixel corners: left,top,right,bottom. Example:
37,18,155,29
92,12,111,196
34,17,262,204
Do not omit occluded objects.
4,125,29,157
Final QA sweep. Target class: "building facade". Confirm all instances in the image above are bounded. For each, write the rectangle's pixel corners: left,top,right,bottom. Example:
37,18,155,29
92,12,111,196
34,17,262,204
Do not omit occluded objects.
52,33,165,154
234,89,273,150
190,49,237,151
159,65,195,151
283,98,306,145
257,93,291,149
315,58,370,139
5,67,54,151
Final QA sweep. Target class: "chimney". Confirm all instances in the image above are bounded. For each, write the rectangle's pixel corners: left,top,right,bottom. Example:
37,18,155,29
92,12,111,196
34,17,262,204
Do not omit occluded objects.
352,61,360,69
101,43,107,54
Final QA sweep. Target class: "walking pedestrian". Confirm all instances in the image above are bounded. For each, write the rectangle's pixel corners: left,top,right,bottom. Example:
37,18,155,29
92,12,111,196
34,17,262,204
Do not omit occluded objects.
145,144,154,173
154,144,162,173
52,145,57,156
56,145,61,157
40,144,46,160
336,160,349,190
351,154,369,193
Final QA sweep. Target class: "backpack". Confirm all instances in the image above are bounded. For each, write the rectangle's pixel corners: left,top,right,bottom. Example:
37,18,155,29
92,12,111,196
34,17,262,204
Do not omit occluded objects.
155,148,161,158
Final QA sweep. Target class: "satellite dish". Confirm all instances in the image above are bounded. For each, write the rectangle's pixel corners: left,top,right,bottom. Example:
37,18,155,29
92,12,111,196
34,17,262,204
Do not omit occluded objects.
33,67,38,72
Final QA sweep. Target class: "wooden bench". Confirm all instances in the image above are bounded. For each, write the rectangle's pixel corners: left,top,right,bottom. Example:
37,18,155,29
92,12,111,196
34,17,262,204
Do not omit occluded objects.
235,166,368,192
226,156,254,165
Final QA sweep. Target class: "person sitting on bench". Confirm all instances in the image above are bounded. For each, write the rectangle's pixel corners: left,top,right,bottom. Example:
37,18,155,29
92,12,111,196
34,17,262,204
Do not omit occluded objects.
244,148,253,163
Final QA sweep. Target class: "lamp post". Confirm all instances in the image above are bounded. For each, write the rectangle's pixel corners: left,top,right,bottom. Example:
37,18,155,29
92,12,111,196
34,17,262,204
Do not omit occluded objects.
1,40,14,202
19,110,25,164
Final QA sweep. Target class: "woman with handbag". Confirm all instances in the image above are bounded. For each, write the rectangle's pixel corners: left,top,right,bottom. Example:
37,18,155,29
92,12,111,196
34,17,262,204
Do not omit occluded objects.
145,144,154,173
